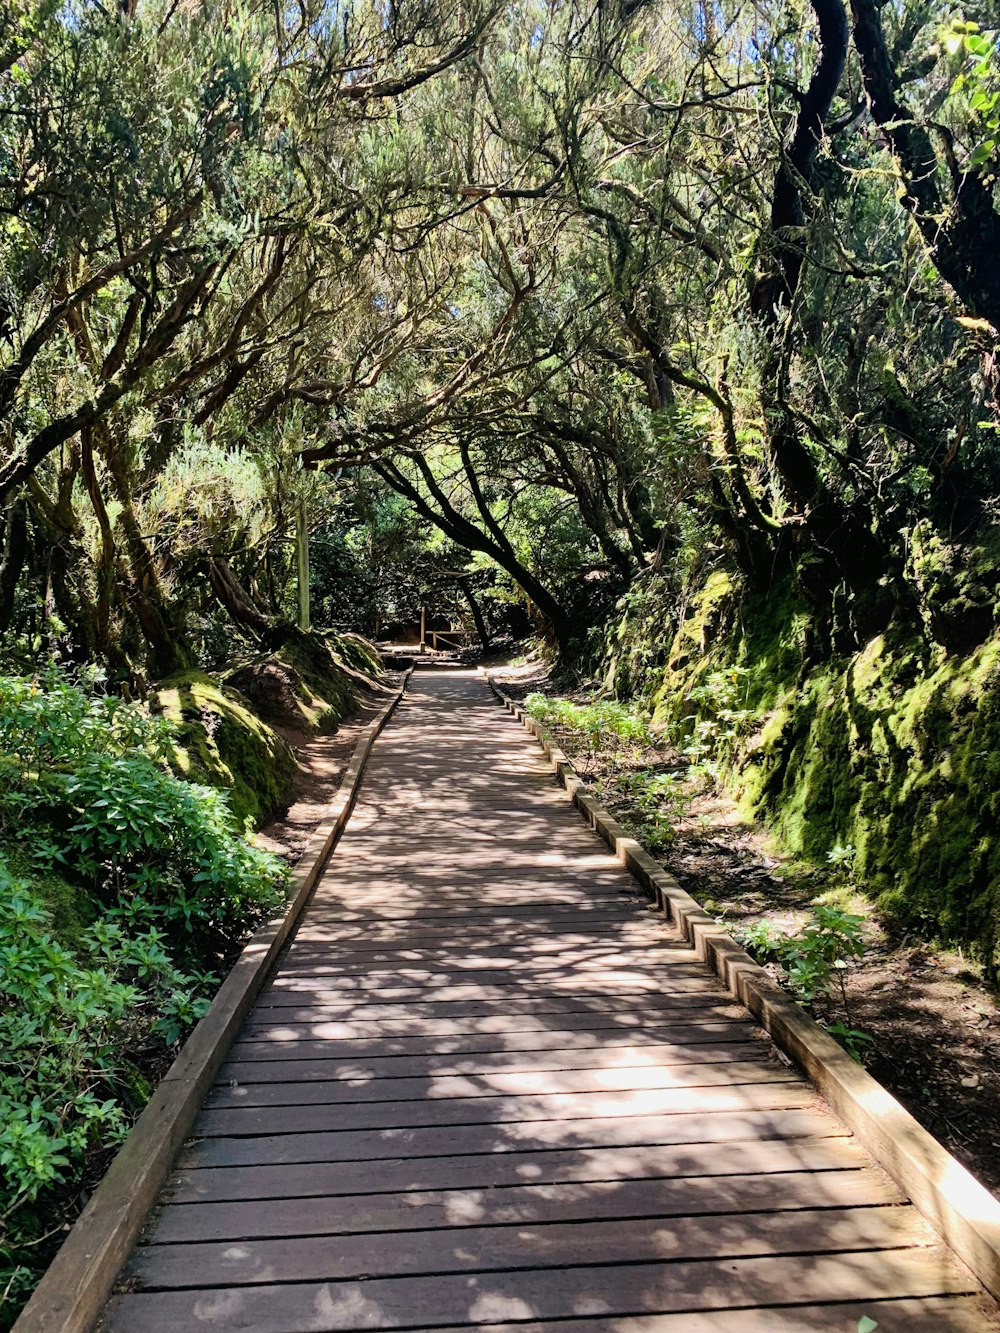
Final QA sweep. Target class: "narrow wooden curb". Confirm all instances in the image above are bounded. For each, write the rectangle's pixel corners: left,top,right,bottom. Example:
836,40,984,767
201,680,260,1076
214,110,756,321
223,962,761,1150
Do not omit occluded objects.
13,667,413,1333
486,672,1000,1303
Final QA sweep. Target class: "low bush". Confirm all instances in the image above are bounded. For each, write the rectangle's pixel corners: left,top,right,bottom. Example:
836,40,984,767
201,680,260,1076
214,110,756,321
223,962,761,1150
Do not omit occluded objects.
0,665,287,965
524,693,654,773
733,904,873,1061
0,665,288,1322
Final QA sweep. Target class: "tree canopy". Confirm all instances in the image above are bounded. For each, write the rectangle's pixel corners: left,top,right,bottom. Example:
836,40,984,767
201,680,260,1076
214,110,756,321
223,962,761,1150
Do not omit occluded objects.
1,0,998,667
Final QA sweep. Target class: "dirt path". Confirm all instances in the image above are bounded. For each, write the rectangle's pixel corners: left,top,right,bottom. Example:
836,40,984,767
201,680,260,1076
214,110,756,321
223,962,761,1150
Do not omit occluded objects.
495,661,1000,1198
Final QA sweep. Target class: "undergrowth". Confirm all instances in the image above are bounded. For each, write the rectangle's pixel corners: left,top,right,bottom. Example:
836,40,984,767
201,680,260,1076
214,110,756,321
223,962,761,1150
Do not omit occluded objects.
730,904,873,1061
0,665,288,1324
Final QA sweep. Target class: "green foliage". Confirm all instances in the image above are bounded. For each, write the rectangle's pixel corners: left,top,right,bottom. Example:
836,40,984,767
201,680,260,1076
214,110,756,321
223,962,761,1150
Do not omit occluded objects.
0,665,290,1317
781,904,867,1005
945,20,999,175
608,769,689,851
524,693,654,773
1,667,287,965
525,692,693,849
826,842,857,879
734,904,865,1003
0,861,213,1315
685,668,754,768
735,903,871,1060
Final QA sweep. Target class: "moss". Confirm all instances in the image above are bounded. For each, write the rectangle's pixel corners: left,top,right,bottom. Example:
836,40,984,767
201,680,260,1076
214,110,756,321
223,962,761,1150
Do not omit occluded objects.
762,635,1000,969
275,638,355,733
598,576,684,699
325,630,384,678
117,1059,153,1106
0,841,93,946
271,628,381,733
618,569,1000,974
649,571,735,726
908,523,1000,651
153,671,297,827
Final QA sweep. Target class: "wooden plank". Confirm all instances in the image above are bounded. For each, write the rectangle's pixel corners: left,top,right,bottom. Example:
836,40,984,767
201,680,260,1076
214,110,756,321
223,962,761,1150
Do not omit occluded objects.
10,671,415,1333
287,920,677,941
284,924,675,951
233,1017,751,1043
204,1060,797,1109
313,865,629,885
260,972,723,997
292,901,649,925
149,1168,903,1242
129,1205,933,1288
100,1248,978,1332
193,1080,818,1138
251,992,742,1017
309,865,631,884
180,1106,846,1168
258,975,730,997
165,1135,869,1204
309,878,650,897
291,900,651,923
326,825,614,846
302,888,632,907
276,944,706,971
273,953,709,974
260,1297,1000,1333
215,1039,769,1082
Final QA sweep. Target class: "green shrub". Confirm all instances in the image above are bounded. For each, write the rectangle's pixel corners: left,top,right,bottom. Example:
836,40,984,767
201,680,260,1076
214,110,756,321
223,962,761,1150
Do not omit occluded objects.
0,860,216,1318
0,665,290,1321
0,666,287,966
606,768,689,850
524,693,654,772
734,904,872,1061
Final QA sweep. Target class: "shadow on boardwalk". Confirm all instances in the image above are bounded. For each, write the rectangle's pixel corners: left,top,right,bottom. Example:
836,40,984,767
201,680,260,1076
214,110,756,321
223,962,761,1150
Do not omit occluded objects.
102,672,1000,1333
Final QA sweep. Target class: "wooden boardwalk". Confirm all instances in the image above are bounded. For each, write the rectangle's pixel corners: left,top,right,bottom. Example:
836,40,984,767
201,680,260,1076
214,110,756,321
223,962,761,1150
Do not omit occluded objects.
103,670,1000,1332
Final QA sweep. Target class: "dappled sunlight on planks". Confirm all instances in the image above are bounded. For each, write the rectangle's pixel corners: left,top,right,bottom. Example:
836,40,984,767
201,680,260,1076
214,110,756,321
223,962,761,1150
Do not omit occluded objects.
102,670,1000,1333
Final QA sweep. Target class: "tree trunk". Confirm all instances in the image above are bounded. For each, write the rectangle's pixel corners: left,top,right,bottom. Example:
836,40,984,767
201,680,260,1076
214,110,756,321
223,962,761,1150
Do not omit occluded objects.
0,497,27,632
99,423,194,677
204,556,281,641
296,498,311,632
849,0,1000,331
459,578,491,649
749,0,850,318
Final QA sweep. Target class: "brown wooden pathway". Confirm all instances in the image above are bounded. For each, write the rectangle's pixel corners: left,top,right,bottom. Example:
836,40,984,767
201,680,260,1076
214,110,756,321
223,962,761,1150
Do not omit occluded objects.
103,670,1000,1332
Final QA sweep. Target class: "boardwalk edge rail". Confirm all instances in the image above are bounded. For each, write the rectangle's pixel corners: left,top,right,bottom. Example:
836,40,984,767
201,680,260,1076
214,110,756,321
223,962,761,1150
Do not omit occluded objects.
14,667,413,1333
486,671,1000,1304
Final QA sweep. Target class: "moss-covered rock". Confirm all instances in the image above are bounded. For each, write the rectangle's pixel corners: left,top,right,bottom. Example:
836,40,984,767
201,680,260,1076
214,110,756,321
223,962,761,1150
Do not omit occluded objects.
225,630,380,736
152,671,297,827
274,632,356,730
326,630,384,678
609,569,1000,974
0,841,92,946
